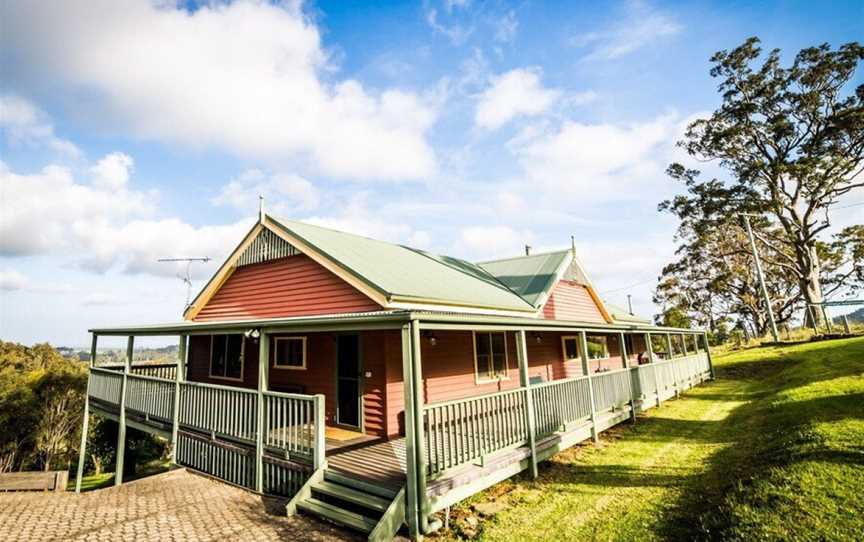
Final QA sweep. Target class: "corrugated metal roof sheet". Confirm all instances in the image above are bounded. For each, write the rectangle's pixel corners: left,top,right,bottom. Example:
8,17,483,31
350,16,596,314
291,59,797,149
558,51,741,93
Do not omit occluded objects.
269,217,536,312
605,302,652,324
478,251,570,307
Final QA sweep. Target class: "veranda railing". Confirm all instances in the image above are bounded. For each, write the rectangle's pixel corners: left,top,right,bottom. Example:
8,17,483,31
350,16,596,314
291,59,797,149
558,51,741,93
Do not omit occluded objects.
125,373,174,421
423,387,530,475
422,351,712,476
85,366,325,496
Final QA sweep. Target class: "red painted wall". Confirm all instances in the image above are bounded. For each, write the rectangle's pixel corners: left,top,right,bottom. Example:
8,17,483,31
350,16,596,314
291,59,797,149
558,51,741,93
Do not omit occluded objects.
186,329,656,438
194,255,382,321
186,330,395,438
542,280,607,323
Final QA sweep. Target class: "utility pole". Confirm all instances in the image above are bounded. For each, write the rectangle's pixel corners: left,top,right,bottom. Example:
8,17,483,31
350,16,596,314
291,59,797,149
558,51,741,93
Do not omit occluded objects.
740,214,779,342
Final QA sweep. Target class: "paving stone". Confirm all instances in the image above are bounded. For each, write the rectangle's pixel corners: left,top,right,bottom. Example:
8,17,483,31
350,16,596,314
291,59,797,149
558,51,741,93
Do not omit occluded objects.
0,469,362,541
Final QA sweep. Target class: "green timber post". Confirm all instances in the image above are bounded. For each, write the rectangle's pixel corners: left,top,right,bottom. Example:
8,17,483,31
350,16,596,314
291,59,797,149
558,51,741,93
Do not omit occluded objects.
619,332,636,423
579,331,599,443
646,332,661,407
400,324,421,540
516,330,538,478
313,394,326,470
75,333,97,493
170,335,186,464
666,333,679,398
703,332,715,380
842,314,851,335
410,321,429,535
255,330,269,493
115,336,133,486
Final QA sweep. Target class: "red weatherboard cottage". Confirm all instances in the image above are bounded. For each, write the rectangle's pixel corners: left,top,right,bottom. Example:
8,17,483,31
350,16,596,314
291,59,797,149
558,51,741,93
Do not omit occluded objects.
81,209,714,541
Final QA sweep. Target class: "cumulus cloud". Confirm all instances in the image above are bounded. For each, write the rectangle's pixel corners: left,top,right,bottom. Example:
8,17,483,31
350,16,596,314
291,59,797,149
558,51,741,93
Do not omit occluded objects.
571,1,682,61
1,0,437,181
456,225,533,260
0,269,28,291
304,192,431,249
0,156,248,278
513,113,682,197
475,68,561,130
90,152,133,191
0,94,80,156
212,169,320,216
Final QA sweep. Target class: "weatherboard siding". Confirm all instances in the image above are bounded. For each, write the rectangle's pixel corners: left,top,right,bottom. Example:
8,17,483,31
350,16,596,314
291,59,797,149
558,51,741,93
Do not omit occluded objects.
542,280,607,323
193,255,381,321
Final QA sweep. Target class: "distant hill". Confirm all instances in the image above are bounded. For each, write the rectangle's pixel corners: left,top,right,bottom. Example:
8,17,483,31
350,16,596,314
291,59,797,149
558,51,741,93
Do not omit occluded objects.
848,307,864,323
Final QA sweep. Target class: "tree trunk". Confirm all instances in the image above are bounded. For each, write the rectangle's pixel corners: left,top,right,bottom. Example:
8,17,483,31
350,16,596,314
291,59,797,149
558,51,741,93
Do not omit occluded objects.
798,243,825,326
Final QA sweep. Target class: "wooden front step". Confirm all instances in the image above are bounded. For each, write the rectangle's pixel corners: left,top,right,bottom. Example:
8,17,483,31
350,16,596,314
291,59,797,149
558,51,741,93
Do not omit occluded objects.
290,468,405,541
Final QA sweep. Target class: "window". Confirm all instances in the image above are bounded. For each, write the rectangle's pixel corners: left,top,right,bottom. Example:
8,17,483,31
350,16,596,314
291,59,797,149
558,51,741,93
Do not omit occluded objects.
474,332,509,382
561,336,581,361
672,334,686,357
585,335,610,360
209,334,244,380
274,337,306,370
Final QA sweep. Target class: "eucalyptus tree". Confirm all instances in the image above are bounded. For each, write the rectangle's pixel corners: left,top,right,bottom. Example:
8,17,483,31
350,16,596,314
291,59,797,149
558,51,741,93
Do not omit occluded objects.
663,37,864,318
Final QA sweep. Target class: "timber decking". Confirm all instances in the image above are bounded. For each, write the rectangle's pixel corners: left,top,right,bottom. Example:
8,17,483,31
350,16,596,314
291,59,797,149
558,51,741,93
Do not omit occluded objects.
327,438,407,491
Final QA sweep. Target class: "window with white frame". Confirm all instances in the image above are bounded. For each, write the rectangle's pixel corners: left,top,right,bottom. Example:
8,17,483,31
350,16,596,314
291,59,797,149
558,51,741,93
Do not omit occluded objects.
561,335,581,361
474,332,509,382
274,337,306,370
585,334,610,360
209,334,244,380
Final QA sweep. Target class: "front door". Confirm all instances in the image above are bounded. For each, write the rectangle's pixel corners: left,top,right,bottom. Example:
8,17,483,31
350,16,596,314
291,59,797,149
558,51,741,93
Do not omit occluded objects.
336,334,362,430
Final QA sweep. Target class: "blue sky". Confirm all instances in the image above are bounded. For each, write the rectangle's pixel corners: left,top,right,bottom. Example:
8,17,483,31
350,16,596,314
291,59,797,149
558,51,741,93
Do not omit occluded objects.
1,0,862,347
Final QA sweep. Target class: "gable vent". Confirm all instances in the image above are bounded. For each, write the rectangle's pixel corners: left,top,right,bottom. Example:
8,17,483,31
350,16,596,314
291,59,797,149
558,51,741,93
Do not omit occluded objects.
236,228,299,267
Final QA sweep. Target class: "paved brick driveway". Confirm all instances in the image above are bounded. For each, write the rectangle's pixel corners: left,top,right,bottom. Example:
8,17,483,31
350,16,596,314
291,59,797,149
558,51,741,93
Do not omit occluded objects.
0,469,361,541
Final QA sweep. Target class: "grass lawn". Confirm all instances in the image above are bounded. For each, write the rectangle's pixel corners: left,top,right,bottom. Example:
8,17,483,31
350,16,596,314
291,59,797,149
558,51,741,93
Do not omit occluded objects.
70,459,172,492
435,336,864,541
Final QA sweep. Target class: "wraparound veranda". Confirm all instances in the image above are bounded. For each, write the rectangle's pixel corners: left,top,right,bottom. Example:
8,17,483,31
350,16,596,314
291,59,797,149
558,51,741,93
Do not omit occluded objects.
79,215,714,541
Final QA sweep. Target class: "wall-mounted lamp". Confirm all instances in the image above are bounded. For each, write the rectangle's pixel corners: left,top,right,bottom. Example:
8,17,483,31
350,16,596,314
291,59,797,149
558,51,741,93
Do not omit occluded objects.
244,328,260,340
422,330,438,346
532,332,542,344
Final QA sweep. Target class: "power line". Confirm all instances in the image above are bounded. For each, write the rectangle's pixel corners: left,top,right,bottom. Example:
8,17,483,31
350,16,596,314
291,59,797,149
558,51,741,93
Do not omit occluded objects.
836,201,864,209
598,276,657,295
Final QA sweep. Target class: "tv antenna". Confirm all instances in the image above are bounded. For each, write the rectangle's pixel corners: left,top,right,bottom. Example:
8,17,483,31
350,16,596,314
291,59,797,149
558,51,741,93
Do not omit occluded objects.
157,257,212,309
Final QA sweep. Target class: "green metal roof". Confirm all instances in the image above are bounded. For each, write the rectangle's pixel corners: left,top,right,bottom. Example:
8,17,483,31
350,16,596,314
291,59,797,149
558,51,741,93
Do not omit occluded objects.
269,217,536,312
477,251,570,307
605,302,652,324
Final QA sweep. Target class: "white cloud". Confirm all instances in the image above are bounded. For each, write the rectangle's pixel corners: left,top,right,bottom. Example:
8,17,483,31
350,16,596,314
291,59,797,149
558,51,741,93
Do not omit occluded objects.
426,5,474,45
90,152,133,191
513,113,681,197
0,94,80,157
494,10,518,43
304,192,431,249
0,159,152,256
571,1,682,61
0,156,248,278
1,1,437,181
475,68,561,130
456,225,533,260
212,169,320,216
0,269,28,291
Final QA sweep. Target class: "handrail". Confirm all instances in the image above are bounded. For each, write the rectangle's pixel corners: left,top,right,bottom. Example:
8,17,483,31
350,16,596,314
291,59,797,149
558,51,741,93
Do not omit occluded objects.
262,389,317,402
124,372,175,384
180,378,257,394
422,385,526,411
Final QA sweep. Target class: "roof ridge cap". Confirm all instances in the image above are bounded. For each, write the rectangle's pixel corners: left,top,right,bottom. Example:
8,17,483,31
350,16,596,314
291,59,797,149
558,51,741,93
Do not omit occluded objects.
476,248,570,265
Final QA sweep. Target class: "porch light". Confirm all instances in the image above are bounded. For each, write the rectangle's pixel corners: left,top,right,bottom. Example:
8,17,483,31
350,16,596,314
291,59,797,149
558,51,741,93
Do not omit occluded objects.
532,332,542,344
244,328,260,339
423,331,438,346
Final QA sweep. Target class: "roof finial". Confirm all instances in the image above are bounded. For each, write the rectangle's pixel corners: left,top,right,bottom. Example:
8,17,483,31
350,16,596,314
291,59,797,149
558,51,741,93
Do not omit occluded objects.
258,194,265,223
524,244,532,256
571,235,576,258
